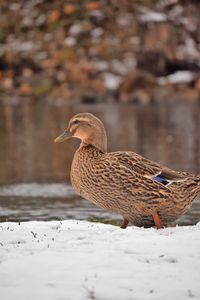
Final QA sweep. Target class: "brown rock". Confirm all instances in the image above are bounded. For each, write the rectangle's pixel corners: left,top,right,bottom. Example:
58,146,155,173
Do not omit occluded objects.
119,69,156,103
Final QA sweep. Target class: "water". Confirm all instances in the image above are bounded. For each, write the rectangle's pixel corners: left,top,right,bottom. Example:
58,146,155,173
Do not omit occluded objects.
0,99,200,225
0,183,120,223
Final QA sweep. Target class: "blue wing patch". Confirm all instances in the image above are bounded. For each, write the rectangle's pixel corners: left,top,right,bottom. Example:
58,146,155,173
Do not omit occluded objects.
153,175,171,186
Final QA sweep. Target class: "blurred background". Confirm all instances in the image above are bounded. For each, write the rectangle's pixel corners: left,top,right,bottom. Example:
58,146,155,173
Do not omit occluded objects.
0,0,200,224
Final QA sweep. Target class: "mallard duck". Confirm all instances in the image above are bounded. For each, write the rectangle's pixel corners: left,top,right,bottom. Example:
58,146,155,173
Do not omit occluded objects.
54,113,200,229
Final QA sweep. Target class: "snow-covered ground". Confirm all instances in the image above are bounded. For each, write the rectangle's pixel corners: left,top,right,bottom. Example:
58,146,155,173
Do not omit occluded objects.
0,221,200,300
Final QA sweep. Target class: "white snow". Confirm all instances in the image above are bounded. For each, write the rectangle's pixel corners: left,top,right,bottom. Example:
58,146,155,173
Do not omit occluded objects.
0,220,200,300
177,38,200,60
91,27,104,38
158,71,195,85
139,8,167,23
69,24,83,36
64,37,77,47
103,72,122,90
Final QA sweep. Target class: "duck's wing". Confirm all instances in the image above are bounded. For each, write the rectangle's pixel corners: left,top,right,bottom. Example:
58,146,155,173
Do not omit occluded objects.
109,151,192,185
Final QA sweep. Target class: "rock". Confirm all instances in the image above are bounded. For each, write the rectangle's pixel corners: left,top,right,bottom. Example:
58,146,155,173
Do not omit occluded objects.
0,0,200,102
18,83,32,95
1,77,14,91
119,69,156,103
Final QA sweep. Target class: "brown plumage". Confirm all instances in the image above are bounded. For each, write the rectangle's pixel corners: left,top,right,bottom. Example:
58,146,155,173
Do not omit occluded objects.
54,113,200,228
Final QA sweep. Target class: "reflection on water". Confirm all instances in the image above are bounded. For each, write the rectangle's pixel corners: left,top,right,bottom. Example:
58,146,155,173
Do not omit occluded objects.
0,99,200,225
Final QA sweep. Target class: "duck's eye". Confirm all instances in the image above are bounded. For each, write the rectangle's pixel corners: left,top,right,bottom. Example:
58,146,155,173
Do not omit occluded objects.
73,120,80,125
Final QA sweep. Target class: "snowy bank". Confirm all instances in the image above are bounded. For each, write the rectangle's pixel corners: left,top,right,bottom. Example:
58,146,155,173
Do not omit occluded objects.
0,220,200,300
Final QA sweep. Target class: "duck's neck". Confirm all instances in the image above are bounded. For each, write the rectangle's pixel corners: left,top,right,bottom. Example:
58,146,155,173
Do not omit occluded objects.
80,127,107,153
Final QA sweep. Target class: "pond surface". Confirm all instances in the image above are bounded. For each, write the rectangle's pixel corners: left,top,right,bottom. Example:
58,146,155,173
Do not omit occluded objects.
0,99,200,225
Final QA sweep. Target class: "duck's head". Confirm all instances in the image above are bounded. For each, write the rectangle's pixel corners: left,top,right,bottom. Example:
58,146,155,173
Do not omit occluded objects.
54,113,107,152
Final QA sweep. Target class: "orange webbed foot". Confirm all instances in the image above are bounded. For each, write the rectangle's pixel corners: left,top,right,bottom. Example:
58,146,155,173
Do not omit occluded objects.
120,218,129,229
152,212,164,229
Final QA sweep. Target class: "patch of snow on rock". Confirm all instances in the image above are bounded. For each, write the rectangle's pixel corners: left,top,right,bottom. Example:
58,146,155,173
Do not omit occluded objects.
69,24,83,36
103,73,122,90
139,8,167,23
64,37,77,47
158,71,195,85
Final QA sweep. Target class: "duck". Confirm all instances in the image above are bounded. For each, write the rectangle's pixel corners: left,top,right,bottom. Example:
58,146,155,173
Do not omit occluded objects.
54,112,200,229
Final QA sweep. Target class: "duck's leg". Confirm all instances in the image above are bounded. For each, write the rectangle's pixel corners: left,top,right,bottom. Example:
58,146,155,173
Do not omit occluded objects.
152,212,164,229
120,218,129,229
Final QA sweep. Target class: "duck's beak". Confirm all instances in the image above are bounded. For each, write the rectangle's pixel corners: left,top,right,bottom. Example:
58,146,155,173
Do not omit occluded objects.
54,131,72,143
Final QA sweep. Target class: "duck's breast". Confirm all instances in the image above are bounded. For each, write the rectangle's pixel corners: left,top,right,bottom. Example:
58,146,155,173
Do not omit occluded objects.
70,146,101,197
